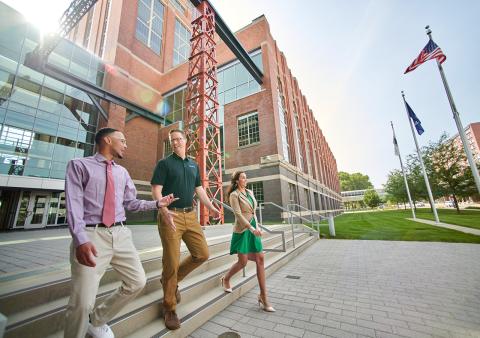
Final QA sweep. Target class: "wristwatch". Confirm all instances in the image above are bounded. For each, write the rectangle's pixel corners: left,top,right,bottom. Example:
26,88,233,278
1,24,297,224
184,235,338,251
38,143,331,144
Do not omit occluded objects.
156,200,161,208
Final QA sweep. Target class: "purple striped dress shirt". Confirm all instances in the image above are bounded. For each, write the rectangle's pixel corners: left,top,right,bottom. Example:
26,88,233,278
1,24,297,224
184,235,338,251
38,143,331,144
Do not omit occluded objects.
65,153,157,247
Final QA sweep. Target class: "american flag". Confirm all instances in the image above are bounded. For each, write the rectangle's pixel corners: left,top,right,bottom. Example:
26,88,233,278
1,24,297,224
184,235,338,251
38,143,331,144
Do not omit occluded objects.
393,135,400,156
404,39,446,74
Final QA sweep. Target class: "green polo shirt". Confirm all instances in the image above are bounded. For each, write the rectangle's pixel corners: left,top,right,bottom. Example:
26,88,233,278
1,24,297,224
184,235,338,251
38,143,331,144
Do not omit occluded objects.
150,152,201,208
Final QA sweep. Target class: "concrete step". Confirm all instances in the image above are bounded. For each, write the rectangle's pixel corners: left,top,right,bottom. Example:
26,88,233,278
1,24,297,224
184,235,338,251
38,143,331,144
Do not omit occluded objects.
0,224,290,316
123,234,316,338
3,225,303,337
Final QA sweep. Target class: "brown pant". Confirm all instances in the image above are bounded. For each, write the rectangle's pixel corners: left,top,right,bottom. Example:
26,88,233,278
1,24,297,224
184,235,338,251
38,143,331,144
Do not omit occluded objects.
158,210,209,311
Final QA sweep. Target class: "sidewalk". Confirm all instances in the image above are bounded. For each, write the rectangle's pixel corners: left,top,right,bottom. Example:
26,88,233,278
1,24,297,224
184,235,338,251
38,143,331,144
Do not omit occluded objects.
408,218,480,236
193,240,480,338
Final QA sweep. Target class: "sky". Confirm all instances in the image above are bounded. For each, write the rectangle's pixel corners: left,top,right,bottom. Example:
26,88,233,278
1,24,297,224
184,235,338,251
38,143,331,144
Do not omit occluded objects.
4,0,480,188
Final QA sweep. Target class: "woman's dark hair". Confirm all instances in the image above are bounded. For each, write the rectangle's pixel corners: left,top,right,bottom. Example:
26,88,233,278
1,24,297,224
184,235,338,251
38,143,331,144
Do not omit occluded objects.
95,127,118,144
226,171,245,201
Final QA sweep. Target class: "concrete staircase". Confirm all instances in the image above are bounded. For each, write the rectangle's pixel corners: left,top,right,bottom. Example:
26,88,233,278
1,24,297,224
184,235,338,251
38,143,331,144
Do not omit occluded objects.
0,224,317,338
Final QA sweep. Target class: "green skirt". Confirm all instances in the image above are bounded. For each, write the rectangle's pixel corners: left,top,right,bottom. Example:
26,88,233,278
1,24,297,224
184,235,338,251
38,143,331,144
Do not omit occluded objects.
230,217,263,254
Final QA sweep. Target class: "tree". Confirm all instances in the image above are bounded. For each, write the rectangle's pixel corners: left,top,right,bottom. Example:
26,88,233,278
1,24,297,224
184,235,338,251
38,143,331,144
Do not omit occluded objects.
405,154,430,208
363,189,381,209
428,133,478,213
384,170,408,208
339,172,373,191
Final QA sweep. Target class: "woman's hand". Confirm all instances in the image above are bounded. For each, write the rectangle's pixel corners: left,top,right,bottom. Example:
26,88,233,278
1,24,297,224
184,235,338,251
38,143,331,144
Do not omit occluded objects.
253,228,262,237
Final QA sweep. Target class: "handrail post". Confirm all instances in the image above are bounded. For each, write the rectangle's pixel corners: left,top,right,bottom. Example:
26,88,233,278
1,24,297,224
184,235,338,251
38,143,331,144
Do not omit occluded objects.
259,202,263,225
288,205,296,248
328,215,336,237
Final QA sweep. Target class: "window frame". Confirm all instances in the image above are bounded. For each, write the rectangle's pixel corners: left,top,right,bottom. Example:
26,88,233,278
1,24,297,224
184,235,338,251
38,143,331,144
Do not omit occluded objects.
237,111,260,148
135,0,165,55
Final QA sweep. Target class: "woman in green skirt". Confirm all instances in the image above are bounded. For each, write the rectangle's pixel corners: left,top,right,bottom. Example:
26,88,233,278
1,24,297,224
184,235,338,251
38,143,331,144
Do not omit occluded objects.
221,171,275,312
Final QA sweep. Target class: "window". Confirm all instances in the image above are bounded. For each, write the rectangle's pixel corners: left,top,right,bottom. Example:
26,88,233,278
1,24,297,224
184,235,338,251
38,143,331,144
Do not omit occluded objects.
170,0,185,13
161,87,186,124
83,10,94,48
304,188,311,210
293,102,303,171
173,19,191,66
247,182,264,204
288,183,298,204
237,112,259,147
218,52,262,108
136,0,164,55
164,139,172,157
99,0,112,58
314,192,320,210
277,79,290,163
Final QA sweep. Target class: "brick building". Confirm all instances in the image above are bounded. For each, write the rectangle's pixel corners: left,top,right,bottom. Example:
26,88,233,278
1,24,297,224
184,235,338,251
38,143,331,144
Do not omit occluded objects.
0,0,341,229
452,122,480,163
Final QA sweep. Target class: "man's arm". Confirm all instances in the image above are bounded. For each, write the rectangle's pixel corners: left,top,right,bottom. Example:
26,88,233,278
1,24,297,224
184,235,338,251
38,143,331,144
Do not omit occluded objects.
124,172,175,211
65,160,89,247
65,160,97,267
195,186,220,218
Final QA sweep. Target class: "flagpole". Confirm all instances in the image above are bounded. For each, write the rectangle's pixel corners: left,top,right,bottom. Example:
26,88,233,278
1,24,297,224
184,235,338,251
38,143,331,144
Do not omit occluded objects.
401,91,440,223
426,26,480,195
391,121,416,219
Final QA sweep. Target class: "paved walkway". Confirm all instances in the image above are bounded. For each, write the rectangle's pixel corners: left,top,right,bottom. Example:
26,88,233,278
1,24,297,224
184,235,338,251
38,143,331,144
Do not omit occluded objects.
408,218,480,236
192,240,480,338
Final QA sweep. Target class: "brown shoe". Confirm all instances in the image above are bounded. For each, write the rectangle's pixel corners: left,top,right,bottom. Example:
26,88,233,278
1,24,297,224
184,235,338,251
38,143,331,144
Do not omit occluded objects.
164,310,181,330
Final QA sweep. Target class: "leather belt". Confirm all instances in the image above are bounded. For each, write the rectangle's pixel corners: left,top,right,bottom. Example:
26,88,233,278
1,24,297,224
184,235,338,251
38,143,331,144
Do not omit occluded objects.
168,206,195,213
86,221,125,228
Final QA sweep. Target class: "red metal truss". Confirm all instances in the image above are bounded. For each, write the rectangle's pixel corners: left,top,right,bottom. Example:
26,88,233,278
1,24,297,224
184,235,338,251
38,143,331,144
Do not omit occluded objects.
185,1,224,225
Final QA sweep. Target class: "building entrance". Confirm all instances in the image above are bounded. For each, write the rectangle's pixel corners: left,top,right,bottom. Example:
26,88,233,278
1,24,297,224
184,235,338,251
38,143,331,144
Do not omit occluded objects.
13,190,66,229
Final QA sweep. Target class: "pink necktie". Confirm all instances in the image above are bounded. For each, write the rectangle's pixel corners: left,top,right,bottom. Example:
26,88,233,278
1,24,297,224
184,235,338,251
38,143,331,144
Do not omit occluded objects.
102,160,115,227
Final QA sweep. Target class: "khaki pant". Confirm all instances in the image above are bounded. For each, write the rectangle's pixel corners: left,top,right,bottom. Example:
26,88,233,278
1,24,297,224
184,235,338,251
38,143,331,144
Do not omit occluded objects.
158,210,209,311
64,226,146,338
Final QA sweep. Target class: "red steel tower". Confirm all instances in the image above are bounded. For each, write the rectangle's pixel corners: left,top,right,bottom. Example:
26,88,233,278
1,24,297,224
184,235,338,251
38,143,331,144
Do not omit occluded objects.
185,1,223,225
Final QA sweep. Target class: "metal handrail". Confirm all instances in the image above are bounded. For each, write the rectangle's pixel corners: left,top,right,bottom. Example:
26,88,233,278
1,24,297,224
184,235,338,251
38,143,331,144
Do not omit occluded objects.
287,203,323,237
212,198,286,253
288,203,328,220
258,201,319,248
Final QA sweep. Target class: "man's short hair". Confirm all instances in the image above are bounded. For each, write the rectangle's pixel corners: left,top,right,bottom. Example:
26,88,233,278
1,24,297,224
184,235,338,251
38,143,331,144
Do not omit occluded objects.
95,127,118,144
169,129,186,138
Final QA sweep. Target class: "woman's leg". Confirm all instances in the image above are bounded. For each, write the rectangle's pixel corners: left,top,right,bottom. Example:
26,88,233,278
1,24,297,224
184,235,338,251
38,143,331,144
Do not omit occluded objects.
224,254,248,288
254,252,267,297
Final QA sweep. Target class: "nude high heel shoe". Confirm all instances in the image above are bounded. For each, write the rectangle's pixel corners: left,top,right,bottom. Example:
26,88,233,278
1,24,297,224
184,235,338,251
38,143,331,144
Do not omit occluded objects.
258,294,276,312
221,276,232,293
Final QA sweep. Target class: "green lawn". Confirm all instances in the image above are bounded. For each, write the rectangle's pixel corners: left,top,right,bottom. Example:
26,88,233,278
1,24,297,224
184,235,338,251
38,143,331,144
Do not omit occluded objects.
315,209,480,243
406,208,480,230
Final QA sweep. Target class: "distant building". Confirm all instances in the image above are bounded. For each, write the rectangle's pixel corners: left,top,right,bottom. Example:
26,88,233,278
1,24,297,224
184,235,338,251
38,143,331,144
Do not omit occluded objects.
451,122,480,163
341,189,386,209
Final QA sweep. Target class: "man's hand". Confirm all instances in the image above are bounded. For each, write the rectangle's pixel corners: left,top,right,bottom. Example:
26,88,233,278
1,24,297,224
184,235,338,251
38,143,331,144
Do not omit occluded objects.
210,206,221,220
160,207,176,231
157,193,179,208
75,242,98,267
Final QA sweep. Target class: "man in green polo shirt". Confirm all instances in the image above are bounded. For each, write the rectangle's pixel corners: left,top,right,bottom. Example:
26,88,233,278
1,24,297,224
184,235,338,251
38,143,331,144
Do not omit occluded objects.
151,129,220,330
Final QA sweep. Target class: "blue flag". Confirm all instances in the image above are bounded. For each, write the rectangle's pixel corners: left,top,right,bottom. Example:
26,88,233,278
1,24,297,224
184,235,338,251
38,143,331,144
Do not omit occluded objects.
405,101,425,135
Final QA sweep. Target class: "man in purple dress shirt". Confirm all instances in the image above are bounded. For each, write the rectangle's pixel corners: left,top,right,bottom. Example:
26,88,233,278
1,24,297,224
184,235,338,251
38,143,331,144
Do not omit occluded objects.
64,128,177,338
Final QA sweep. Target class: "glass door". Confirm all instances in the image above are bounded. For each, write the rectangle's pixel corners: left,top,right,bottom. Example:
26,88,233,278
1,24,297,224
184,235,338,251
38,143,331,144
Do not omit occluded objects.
24,193,50,228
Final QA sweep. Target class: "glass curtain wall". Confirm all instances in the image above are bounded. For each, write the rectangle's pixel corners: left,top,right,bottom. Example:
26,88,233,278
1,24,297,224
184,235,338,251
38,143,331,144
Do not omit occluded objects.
0,3,101,180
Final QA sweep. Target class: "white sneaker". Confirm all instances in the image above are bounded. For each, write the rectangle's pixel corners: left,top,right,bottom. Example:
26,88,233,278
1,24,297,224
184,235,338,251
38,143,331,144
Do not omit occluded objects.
87,323,115,338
